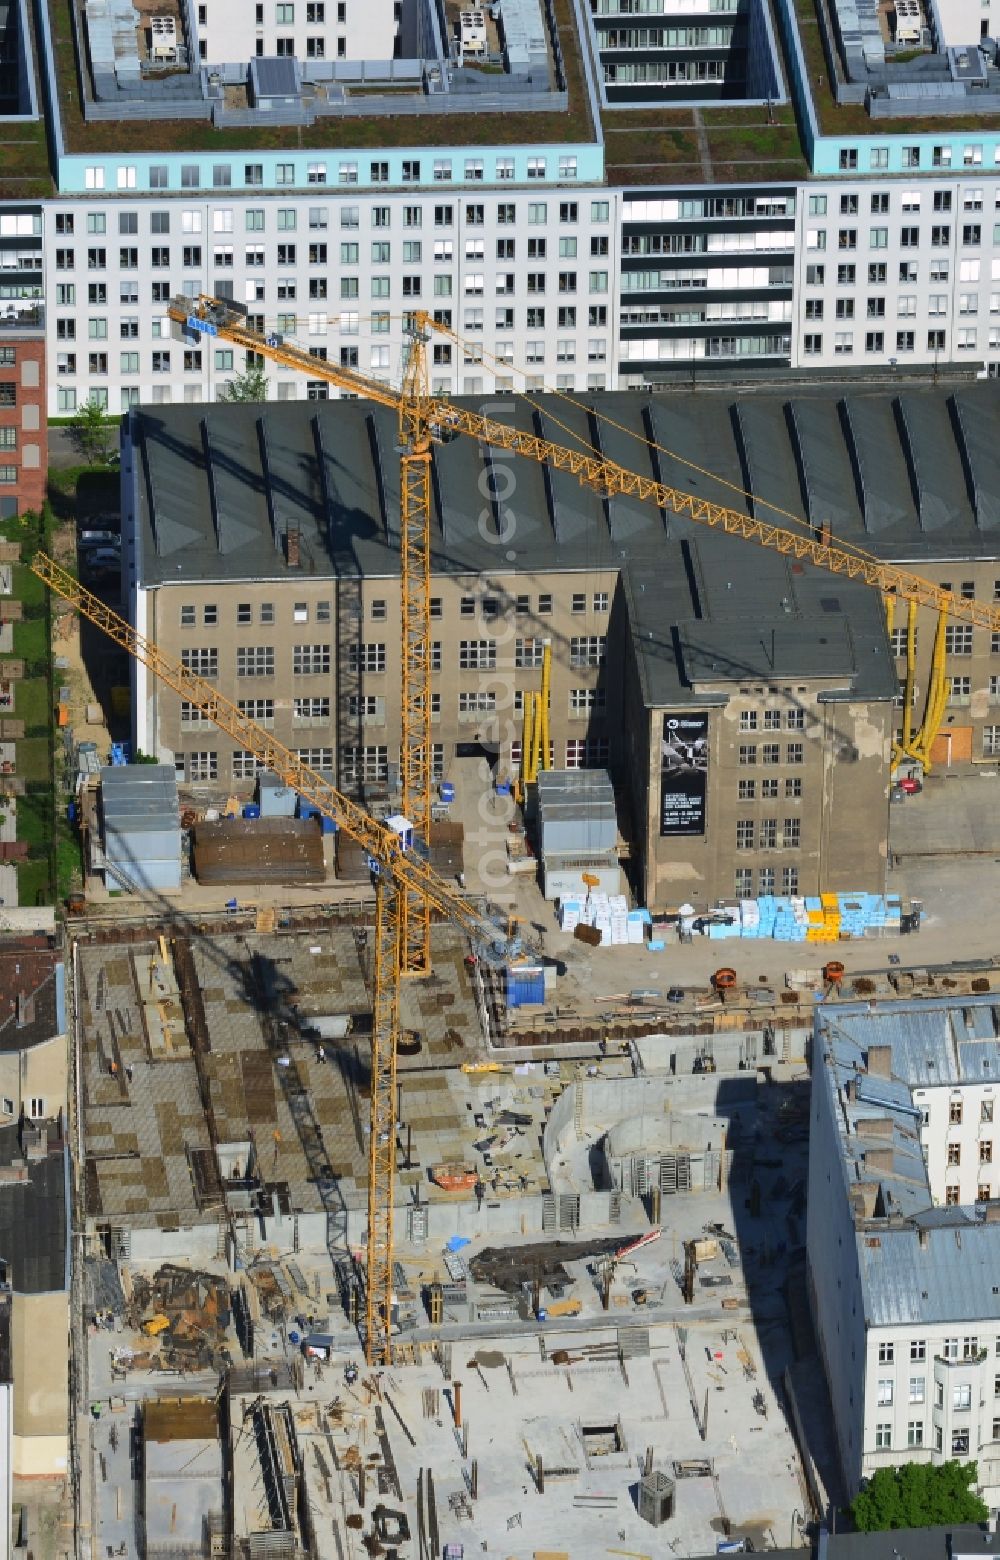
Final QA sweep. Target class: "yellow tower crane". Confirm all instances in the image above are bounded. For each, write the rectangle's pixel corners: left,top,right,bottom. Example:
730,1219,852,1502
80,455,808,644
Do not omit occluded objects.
31,552,519,1367
58,303,1000,1365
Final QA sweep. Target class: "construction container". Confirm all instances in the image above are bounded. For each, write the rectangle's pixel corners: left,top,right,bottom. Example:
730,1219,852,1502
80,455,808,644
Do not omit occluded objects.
544,860,621,902
506,966,545,1007
257,770,297,818
99,764,181,892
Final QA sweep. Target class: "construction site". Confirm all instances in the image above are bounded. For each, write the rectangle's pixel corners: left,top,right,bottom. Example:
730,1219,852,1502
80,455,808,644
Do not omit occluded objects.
70,885,1000,1558
20,306,1000,1560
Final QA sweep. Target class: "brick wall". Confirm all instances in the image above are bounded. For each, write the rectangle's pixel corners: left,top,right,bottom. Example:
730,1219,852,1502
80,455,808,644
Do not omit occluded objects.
0,336,46,517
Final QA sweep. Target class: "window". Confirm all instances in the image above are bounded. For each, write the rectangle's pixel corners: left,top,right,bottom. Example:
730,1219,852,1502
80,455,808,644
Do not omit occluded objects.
515,638,545,669
459,640,496,670
738,745,757,767
984,1100,995,1123
945,624,974,654
236,699,274,727
349,643,386,674
877,1379,893,1406
569,688,606,714
874,1423,891,1451
186,751,218,782
181,649,218,677
236,647,274,678
782,866,798,894
909,1375,925,1403
339,746,386,784
736,820,755,851
295,697,331,723
907,1422,924,1448
293,644,331,675
570,636,605,668
946,1185,961,1206
982,1139,993,1164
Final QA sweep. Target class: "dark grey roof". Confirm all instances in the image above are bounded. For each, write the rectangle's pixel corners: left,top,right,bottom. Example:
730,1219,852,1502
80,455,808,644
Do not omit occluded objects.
131,382,1000,592
692,1531,995,1560
0,1123,68,1295
140,382,1000,709
827,1528,994,1560
0,938,64,1055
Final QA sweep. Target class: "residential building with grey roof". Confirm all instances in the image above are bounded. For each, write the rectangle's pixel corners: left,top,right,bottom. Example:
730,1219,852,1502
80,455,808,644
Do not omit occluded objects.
809,992,1000,1509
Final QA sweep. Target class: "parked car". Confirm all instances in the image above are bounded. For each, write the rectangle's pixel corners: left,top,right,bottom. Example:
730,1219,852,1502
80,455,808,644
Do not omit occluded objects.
78,531,120,549
84,548,122,573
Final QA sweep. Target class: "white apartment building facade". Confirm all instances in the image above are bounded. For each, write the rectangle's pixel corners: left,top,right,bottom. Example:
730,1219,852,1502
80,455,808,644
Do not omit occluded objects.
809,998,1000,1508
193,0,399,64
42,183,619,416
792,172,1000,376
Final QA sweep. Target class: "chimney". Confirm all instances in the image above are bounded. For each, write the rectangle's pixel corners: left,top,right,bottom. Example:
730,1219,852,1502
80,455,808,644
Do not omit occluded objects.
867,1045,892,1078
864,1117,895,1138
286,523,300,568
853,1181,880,1219
865,1147,894,1173
985,1204,1000,1223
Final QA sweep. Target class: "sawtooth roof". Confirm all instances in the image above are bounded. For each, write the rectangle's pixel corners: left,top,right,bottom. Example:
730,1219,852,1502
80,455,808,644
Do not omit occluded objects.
128,383,928,708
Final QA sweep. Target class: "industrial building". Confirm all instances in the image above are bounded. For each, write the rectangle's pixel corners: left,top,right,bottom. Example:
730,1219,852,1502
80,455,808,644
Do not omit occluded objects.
129,377,1000,910
809,986,1000,1507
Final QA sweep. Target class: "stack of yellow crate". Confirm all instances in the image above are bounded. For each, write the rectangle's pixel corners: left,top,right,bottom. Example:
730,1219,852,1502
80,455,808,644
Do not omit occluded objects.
805,894,842,942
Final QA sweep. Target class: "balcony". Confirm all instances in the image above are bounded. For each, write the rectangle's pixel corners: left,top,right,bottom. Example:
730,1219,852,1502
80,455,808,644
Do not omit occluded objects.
0,305,44,333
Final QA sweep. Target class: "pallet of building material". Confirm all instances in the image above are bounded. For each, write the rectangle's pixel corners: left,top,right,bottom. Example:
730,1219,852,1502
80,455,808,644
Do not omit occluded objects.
573,923,602,948
192,817,326,885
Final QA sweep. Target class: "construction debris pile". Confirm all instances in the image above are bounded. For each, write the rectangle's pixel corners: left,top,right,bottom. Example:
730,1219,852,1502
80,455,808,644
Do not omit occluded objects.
114,1264,234,1375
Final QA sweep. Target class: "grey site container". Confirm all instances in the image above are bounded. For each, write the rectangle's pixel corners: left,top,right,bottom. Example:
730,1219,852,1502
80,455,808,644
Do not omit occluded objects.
537,768,618,854
257,770,298,818
539,799,617,855
100,765,182,890
536,768,614,804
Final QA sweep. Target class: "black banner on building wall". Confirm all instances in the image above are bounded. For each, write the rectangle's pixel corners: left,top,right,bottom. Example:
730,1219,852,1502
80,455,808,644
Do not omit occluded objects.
659,712,709,837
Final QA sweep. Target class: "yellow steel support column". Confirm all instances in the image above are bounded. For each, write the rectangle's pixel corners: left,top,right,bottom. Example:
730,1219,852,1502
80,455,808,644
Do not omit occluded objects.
538,641,552,771
902,597,917,754
398,325,433,976
529,687,543,782
365,871,401,1365
521,692,536,789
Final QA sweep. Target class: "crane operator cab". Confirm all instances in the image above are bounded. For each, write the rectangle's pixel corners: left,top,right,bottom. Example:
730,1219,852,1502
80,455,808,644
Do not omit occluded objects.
385,815,414,852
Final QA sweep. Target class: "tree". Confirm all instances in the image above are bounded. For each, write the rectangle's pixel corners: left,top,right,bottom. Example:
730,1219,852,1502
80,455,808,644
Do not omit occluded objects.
218,364,269,403
69,395,113,463
851,1461,988,1532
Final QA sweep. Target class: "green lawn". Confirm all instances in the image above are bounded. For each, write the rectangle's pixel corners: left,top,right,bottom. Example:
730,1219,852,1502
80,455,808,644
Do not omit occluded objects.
12,616,47,666
12,678,48,732
16,738,51,785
